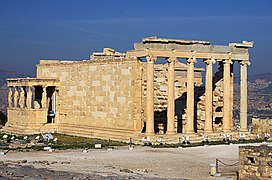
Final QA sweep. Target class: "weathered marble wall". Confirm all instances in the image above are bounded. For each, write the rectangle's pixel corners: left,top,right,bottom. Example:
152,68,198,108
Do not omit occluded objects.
36,58,143,139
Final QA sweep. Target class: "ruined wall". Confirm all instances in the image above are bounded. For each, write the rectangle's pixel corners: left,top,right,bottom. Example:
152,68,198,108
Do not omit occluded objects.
239,145,272,180
141,62,203,133
36,58,142,139
252,118,272,136
196,63,226,132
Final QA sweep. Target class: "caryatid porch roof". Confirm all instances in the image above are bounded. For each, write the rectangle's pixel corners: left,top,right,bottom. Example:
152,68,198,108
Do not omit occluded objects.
6,78,59,87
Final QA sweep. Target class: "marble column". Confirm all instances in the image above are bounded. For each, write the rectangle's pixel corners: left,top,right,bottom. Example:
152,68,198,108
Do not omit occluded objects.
26,86,32,109
8,86,13,107
230,63,234,128
42,86,47,109
223,59,232,131
145,55,156,135
166,57,176,134
52,90,56,123
19,87,25,108
240,61,249,131
204,59,215,132
185,55,197,134
13,87,19,108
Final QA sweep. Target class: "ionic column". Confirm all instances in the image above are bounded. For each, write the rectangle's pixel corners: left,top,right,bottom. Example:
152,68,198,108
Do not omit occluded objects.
185,53,197,134
240,61,249,131
19,87,25,108
13,87,19,108
230,63,234,128
204,59,215,132
26,86,32,109
223,58,232,131
42,86,47,109
166,57,176,134
145,55,156,135
8,86,13,107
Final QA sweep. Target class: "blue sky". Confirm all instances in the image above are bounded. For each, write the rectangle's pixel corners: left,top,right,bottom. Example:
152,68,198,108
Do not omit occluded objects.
0,0,272,75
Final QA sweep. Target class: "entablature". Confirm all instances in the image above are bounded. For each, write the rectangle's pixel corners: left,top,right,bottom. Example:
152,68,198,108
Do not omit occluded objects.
6,78,59,87
131,36,252,61
127,49,250,61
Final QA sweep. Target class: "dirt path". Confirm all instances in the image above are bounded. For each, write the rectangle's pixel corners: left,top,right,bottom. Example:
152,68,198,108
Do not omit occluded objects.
0,143,268,179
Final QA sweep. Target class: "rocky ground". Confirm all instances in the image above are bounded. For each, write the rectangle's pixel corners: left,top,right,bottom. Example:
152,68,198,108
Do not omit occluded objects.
0,161,164,180
1,143,268,180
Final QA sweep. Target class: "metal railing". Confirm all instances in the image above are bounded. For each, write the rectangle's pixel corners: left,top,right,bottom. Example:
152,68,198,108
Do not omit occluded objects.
215,158,239,174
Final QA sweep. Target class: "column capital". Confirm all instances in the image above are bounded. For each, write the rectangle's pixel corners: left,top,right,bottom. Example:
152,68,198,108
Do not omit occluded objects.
146,55,156,63
167,57,177,64
222,53,233,64
187,57,197,64
223,58,233,64
240,60,250,66
187,51,197,64
204,58,216,65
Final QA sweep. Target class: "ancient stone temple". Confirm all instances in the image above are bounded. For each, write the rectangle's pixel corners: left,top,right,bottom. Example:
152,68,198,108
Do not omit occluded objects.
4,37,253,142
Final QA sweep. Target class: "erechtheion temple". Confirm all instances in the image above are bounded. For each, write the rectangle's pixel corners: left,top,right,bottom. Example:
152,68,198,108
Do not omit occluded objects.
4,37,253,142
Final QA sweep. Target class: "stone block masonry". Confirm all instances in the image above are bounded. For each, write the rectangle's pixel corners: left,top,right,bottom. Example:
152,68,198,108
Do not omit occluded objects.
36,58,143,139
239,145,272,180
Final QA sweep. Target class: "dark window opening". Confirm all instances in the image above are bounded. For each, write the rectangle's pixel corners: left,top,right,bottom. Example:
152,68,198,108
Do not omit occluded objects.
215,117,222,124
47,86,56,123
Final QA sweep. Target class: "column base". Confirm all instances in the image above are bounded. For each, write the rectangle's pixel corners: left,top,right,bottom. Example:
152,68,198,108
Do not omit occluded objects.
145,132,155,136
144,132,155,142
223,129,231,133
239,128,248,132
166,131,176,135
184,131,195,135
203,130,213,134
